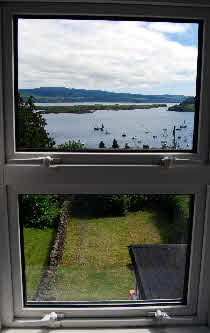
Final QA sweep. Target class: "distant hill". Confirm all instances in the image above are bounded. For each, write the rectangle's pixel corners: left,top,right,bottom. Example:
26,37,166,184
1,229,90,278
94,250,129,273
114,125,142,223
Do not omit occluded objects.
168,97,195,112
19,87,191,103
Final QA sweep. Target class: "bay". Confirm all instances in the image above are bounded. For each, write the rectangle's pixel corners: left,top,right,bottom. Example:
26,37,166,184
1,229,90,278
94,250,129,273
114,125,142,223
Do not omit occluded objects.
36,102,195,149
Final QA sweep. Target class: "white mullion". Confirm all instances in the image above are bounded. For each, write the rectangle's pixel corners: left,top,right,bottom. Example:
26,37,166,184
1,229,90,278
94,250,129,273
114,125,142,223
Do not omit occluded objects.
4,164,210,186
197,186,210,324
186,188,207,317
196,16,210,161
7,189,24,318
0,8,5,168
3,8,16,161
7,182,204,195
0,186,14,327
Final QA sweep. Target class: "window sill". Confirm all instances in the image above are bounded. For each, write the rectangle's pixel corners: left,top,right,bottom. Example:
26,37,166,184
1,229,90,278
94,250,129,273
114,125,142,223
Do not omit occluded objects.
2,327,210,333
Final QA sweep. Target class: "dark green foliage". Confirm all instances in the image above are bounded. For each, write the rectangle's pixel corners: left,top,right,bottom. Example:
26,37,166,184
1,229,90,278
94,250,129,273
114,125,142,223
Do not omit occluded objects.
71,194,129,218
16,94,55,149
37,103,167,114
110,195,130,216
99,141,106,148
168,97,195,112
150,195,191,243
128,195,147,212
112,138,119,148
143,144,149,149
21,195,61,229
56,140,84,151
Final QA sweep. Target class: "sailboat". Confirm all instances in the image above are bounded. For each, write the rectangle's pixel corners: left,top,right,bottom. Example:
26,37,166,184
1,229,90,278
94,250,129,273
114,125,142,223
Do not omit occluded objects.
180,120,187,129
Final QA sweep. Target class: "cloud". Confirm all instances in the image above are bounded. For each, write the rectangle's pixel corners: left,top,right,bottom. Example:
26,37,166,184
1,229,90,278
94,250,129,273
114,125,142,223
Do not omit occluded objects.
18,19,198,95
147,22,190,33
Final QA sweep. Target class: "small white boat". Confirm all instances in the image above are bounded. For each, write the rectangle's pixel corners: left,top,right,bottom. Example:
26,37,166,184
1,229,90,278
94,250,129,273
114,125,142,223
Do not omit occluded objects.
180,120,187,128
161,141,167,148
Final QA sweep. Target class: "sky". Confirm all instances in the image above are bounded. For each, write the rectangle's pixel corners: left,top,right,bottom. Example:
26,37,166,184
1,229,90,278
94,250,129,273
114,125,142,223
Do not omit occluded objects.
18,19,199,96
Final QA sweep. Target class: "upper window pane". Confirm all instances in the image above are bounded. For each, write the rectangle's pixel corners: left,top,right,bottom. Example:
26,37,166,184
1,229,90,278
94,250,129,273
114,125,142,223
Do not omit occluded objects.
16,18,200,152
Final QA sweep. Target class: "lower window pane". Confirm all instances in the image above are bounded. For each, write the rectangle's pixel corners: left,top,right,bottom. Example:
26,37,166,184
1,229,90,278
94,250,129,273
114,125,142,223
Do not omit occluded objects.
19,194,193,304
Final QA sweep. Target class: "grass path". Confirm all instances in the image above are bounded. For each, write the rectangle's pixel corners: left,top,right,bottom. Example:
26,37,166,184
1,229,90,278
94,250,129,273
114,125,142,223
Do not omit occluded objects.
51,208,172,301
23,228,56,300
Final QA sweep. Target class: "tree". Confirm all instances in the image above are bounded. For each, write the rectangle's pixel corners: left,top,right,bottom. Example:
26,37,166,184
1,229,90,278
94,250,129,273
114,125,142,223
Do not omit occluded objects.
99,141,106,148
112,138,119,148
16,94,55,149
56,140,84,151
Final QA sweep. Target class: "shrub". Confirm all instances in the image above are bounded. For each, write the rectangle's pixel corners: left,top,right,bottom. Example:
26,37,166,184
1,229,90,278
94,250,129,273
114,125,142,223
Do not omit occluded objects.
128,194,147,212
71,194,129,217
21,195,61,229
56,140,84,151
110,195,129,216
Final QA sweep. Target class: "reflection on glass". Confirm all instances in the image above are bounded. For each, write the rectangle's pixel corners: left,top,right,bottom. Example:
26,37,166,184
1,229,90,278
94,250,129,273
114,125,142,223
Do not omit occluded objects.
17,19,199,151
20,194,192,303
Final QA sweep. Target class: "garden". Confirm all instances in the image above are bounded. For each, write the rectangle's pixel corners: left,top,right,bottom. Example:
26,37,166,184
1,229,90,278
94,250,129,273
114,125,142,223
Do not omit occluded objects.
21,194,191,302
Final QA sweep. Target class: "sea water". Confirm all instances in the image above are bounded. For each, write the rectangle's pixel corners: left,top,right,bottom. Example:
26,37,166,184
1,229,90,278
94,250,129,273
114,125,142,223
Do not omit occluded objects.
36,103,195,149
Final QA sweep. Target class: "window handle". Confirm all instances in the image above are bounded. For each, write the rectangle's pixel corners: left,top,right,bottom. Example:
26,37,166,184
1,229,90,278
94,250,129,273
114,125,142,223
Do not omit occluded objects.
16,312,64,328
8,156,61,168
160,156,202,168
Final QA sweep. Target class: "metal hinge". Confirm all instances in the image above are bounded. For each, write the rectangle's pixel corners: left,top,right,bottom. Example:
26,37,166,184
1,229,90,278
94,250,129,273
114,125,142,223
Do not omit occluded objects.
17,312,64,328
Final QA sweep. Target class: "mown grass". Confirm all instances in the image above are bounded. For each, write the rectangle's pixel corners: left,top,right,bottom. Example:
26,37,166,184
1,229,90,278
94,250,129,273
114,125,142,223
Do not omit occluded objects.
51,208,175,301
23,228,56,300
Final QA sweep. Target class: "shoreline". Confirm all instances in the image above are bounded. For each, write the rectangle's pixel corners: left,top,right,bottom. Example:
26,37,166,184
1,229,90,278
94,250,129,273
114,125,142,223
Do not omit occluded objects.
37,103,167,114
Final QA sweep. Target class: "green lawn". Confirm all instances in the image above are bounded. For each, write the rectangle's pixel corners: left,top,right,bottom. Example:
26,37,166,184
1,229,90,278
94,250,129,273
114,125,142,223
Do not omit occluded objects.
23,228,56,300
51,208,174,301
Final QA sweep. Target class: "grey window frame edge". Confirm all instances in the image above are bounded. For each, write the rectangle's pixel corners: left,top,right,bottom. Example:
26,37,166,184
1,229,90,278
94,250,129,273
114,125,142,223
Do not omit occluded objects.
1,0,210,331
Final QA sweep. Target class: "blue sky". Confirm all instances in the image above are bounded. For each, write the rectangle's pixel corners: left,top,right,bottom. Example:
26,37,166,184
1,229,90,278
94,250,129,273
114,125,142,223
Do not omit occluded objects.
18,19,199,96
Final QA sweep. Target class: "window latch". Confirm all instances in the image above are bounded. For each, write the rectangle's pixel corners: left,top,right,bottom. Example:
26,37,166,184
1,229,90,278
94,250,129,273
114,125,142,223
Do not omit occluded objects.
42,156,60,168
154,309,171,320
148,309,171,320
160,156,175,168
16,312,64,328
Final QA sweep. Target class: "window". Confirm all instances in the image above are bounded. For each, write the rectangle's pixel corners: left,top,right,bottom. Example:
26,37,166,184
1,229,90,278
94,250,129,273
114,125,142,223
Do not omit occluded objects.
20,194,193,304
0,1,210,331
16,18,200,153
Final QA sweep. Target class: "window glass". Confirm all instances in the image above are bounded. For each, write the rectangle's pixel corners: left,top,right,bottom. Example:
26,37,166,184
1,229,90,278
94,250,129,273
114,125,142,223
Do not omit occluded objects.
19,194,193,304
16,18,199,152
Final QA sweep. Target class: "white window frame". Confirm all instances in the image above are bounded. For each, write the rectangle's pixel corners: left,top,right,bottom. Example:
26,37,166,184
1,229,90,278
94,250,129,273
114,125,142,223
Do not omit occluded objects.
0,0,210,330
